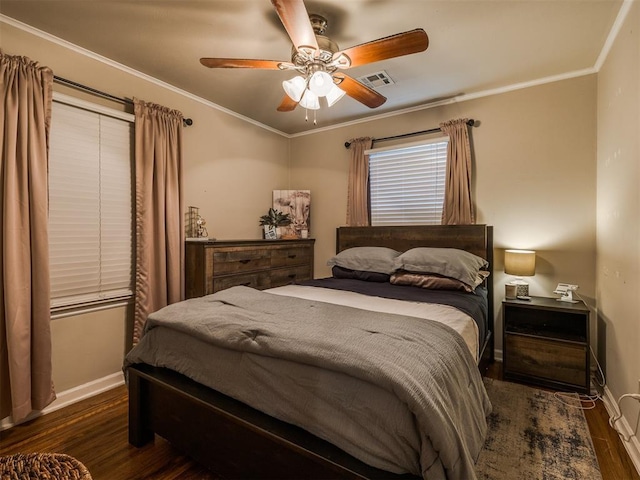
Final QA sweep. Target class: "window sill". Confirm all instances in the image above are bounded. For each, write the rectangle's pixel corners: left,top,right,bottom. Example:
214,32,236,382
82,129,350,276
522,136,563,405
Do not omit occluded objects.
51,296,133,320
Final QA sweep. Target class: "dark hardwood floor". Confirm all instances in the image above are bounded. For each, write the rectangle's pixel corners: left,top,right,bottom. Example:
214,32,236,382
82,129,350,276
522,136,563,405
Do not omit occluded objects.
0,363,638,480
0,386,219,480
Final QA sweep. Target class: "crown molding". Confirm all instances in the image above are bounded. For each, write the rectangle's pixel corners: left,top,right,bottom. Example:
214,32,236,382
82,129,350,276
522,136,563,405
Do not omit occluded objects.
594,0,635,72
289,67,597,139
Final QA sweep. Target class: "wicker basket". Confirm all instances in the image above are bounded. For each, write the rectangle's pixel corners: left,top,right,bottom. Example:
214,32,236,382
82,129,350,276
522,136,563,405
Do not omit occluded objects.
0,453,92,480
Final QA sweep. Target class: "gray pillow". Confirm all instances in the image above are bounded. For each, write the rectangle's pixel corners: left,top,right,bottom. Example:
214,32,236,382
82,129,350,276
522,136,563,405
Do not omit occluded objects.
394,247,489,288
327,247,401,275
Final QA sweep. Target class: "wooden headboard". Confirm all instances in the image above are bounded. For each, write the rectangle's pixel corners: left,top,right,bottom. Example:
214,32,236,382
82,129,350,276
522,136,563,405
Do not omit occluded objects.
336,225,492,260
335,224,495,370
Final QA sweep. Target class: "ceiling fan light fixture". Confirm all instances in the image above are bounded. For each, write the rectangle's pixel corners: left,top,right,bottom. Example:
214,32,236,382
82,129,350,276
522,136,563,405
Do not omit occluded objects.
201,2,430,117
282,75,306,101
299,89,320,110
326,83,346,107
308,70,334,97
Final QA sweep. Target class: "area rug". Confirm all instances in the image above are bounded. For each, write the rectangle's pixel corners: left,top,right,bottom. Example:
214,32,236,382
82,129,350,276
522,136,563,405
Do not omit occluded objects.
475,378,602,480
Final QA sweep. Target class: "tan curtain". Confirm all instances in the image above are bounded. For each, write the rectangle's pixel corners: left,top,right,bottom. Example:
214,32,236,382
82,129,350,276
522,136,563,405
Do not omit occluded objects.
440,118,475,225
133,99,184,344
0,52,56,422
346,137,373,226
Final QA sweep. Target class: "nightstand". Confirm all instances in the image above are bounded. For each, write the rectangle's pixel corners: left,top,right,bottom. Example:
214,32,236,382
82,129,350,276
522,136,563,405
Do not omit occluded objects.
502,296,590,393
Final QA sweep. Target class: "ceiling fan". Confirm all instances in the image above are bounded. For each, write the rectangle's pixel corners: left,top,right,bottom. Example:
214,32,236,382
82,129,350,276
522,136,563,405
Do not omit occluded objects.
200,0,429,113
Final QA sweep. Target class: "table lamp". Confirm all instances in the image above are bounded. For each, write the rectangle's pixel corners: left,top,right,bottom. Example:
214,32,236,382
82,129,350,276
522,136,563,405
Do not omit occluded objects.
504,249,536,297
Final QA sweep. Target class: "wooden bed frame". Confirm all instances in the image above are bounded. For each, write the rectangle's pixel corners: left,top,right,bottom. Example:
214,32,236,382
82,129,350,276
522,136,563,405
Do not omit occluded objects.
128,224,494,479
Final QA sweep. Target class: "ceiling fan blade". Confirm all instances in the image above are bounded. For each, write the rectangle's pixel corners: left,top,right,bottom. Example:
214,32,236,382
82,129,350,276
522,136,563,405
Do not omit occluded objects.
271,0,319,52
334,74,386,109
277,95,299,112
200,58,289,69
336,29,429,68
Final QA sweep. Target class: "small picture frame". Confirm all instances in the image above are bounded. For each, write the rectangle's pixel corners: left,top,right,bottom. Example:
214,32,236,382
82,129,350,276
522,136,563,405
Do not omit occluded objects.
263,225,278,240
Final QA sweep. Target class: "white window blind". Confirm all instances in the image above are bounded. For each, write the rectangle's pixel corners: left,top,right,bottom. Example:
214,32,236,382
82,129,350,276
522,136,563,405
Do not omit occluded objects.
49,99,134,309
369,138,448,226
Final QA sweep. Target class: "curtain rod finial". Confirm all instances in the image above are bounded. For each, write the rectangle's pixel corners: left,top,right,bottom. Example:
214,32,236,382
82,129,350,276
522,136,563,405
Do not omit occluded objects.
344,141,351,149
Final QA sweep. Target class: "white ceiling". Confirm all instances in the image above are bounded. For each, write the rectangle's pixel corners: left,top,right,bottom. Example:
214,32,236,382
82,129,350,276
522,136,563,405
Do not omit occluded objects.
0,0,623,135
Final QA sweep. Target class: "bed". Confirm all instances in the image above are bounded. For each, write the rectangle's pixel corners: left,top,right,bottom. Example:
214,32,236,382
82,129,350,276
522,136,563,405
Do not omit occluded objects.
125,224,494,480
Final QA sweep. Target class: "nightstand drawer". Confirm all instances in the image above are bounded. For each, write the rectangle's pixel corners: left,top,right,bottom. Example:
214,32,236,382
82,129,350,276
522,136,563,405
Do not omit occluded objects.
505,334,587,387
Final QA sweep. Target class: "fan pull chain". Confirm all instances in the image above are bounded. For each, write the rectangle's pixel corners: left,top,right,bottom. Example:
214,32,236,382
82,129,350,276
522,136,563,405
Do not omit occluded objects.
303,109,317,125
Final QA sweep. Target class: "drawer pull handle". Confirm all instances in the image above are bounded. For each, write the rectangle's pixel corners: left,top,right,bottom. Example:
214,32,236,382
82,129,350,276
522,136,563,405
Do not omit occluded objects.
240,282,251,286
288,254,297,259
288,274,296,279
239,259,251,264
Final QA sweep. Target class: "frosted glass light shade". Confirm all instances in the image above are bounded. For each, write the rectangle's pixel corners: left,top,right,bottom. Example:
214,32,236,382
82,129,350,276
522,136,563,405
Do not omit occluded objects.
326,84,346,106
283,73,339,109
282,76,306,102
298,90,320,110
504,249,536,276
308,71,334,97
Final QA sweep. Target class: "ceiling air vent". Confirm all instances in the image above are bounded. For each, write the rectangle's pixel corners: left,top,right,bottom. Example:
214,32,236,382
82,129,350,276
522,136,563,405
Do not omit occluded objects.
356,71,395,89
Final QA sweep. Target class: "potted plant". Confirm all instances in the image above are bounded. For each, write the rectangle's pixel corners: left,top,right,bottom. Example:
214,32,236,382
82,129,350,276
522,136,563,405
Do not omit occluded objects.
259,208,291,239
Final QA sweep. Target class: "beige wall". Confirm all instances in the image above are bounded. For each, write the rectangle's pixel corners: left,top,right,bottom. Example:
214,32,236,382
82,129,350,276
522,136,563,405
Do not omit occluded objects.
596,2,640,428
51,306,131,392
3,22,289,393
290,75,598,353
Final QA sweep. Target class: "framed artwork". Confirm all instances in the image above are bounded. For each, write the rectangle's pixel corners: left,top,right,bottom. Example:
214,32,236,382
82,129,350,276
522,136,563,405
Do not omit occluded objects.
273,190,310,239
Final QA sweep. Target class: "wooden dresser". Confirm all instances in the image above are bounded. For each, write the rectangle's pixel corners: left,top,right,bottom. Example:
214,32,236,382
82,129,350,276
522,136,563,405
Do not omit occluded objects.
185,238,315,298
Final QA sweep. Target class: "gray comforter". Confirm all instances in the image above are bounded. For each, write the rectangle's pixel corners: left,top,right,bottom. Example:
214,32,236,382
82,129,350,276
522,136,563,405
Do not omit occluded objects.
124,286,491,479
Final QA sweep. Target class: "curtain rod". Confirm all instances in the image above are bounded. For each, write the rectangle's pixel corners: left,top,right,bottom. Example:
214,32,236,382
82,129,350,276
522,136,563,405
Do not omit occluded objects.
344,119,475,149
53,75,193,127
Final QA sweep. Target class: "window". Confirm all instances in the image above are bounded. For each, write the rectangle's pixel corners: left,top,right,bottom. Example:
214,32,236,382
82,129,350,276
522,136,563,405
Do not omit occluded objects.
48,94,134,310
368,138,448,225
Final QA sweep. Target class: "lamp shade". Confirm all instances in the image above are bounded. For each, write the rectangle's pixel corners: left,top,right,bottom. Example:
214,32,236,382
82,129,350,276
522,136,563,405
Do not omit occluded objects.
504,249,536,276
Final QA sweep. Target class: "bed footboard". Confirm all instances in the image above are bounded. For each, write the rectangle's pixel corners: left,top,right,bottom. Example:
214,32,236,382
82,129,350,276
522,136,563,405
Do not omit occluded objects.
127,364,420,480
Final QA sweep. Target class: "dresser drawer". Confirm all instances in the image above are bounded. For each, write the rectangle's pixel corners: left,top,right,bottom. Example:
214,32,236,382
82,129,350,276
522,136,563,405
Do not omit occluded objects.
211,248,271,275
212,272,270,292
271,246,312,267
505,334,587,387
270,265,312,288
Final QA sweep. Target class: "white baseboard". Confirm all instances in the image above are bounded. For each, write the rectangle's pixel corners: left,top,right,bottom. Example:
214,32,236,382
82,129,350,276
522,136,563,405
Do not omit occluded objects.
601,385,640,475
0,371,124,431
494,348,503,362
